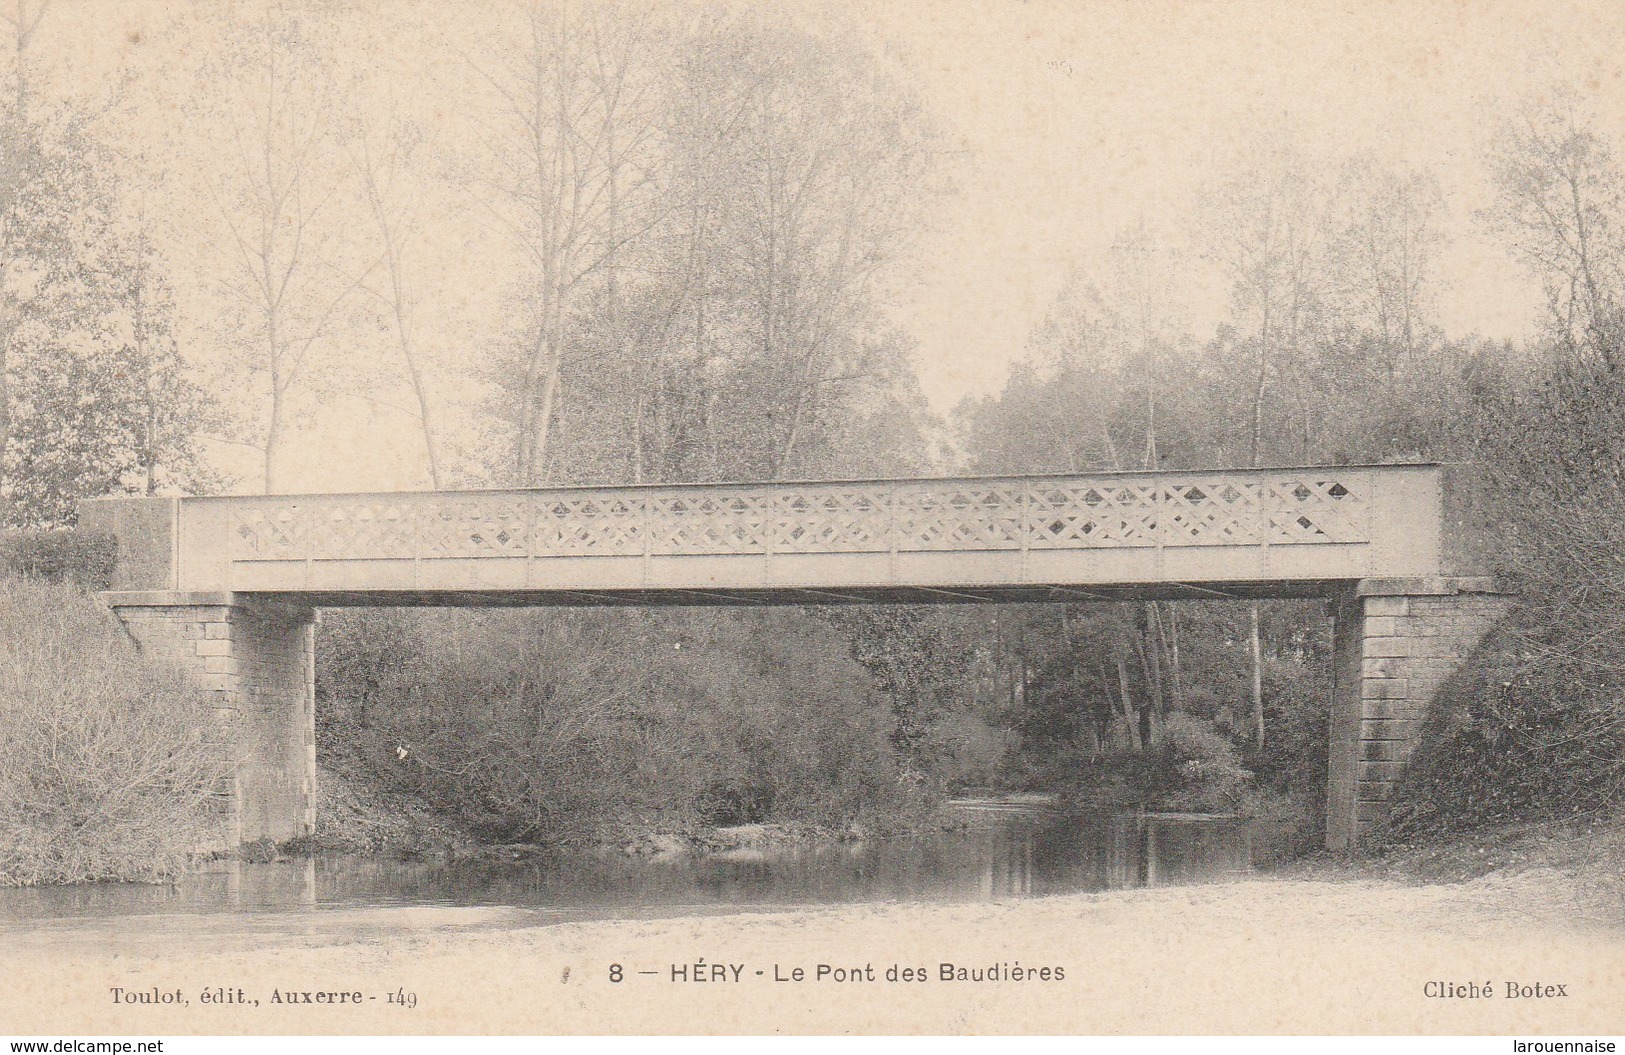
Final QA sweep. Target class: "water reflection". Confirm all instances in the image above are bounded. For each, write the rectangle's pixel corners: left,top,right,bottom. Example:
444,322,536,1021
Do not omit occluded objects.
0,807,1250,928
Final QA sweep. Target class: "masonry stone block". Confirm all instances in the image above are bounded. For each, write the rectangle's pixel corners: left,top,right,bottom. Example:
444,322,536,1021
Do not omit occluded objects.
1362,657,1401,678
1357,781,1394,801
1359,700,1422,721
1363,616,1399,637
1357,759,1406,782
1361,677,1410,700
1354,801,1388,825
1360,719,1418,741
1359,740,1413,762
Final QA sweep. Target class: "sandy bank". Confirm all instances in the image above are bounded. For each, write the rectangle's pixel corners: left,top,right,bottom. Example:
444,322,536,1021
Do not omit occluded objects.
1,870,1619,1035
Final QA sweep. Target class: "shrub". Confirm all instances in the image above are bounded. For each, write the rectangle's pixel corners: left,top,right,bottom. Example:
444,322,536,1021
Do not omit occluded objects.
0,530,117,587
1380,362,1625,840
0,575,219,885
317,607,916,842
1130,714,1252,811
694,777,776,826
1055,714,1252,813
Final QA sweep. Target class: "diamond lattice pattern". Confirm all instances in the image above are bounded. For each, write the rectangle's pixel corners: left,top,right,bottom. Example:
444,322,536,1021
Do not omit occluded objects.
227,474,1367,561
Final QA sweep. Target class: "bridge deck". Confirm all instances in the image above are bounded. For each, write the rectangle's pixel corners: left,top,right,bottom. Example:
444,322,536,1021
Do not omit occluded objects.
83,465,1445,603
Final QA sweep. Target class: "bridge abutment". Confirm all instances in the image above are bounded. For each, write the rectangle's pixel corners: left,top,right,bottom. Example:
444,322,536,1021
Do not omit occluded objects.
1327,578,1515,850
104,591,317,853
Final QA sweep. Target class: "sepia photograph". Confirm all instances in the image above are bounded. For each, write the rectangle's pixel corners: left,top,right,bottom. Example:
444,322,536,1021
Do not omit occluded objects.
0,0,1621,1039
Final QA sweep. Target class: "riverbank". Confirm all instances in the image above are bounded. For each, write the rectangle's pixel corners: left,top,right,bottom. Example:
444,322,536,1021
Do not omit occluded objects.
1285,813,1625,912
309,751,937,861
0,859,1617,1035
307,755,1625,904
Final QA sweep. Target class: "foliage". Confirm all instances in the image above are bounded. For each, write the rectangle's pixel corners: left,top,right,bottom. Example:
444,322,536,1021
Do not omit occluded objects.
1385,607,1625,837
1048,714,1251,813
1131,714,1253,811
6,301,222,525
0,110,221,527
0,529,116,586
945,141,1464,850
476,5,943,487
0,575,218,885
1470,362,1625,605
1486,91,1625,373
8,0,1625,865
1379,97,1625,839
316,607,939,841
1385,364,1625,837
829,606,976,765
183,0,368,494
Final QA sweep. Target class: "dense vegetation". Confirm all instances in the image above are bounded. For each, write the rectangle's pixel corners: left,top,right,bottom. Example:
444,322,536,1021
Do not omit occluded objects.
0,1,1621,878
317,607,946,841
0,572,218,885
1382,361,1625,842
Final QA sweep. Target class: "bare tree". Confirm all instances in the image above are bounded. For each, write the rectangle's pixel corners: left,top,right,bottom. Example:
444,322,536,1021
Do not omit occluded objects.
1488,91,1625,373
0,0,49,505
0,0,45,115
678,19,935,480
1205,142,1333,749
1329,157,1445,379
473,2,664,485
1102,226,1191,725
195,6,369,493
350,108,443,488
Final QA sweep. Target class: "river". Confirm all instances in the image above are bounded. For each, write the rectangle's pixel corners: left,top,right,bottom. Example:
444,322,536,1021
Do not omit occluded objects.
0,804,1251,952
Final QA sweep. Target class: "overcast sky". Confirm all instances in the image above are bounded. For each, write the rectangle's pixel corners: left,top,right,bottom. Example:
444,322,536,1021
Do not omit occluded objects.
831,0,1622,409
37,0,1625,490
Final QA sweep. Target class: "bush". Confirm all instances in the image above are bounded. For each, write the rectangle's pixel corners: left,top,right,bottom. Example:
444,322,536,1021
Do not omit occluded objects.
0,575,219,885
317,607,920,842
694,777,776,826
0,530,117,587
1130,714,1252,811
1056,714,1252,813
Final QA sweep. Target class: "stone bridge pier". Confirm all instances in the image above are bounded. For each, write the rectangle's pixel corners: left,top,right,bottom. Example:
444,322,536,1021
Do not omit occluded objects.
1327,577,1515,850
106,591,317,852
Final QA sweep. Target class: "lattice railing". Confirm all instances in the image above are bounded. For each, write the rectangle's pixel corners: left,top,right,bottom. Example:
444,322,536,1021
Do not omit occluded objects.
223,472,1370,564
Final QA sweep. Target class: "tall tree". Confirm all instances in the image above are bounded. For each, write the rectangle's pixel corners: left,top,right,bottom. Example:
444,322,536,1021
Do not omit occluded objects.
351,106,444,487
194,3,365,493
1488,92,1625,373
0,1,217,526
5,216,221,526
663,14,936,480
475,1,665,485
1328,157,1445,379
0,0,58,512
1204,144,1334,749
1204,143,1332,467
473,6,941,488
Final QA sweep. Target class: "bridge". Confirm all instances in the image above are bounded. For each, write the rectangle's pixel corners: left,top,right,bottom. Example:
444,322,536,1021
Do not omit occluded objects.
81,463,1511,853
